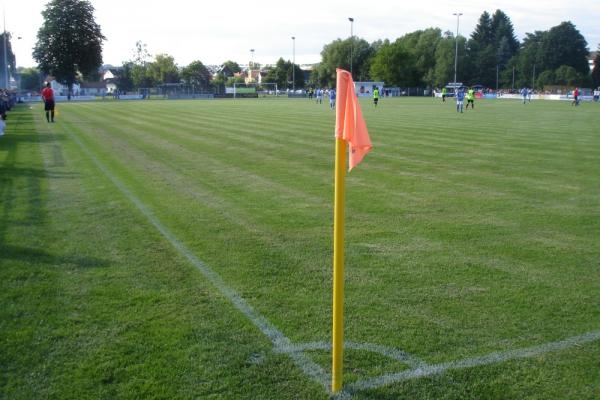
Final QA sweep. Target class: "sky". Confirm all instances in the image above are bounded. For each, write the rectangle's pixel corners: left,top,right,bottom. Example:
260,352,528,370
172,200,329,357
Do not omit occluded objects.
7,0,600,69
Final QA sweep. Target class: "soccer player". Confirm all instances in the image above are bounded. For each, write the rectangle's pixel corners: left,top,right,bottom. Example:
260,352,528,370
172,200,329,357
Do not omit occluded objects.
41,82,55,122
520,87,528,104
456,88,465,113
329,88,336,109
572,87,579,106
441,87,447,102
465,87,475,109
373,86,379,107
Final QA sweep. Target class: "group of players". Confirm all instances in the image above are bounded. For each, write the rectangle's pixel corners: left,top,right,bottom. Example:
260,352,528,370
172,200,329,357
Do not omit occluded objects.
307,86,381,109
442,87,476,113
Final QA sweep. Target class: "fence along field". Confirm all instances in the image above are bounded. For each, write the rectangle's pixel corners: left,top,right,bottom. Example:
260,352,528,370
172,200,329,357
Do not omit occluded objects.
1,97,599,398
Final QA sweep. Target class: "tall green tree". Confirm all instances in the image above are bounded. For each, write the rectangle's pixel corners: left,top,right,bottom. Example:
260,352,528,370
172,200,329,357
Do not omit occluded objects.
18,67,43,91
592,45,600,87
514,31,546,88
0,32,16,88
148,54,179,84
467,10,519,87
33,0,105,95
115,62,134,92
490,9,519,63
181,60,211,89
542,21,589,75
432,33,457,87
318,37,375,86
370,39,418,86
395,28,443,87
263,57,303,89
467,11,494,85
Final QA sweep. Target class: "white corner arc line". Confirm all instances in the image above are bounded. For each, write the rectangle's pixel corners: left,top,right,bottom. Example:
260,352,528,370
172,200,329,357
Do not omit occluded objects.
341,330,600,395
63,128,329,390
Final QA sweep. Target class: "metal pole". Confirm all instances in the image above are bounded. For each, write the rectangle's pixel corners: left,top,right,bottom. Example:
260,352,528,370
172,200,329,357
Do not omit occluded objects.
512,66,515,90
496,65,499,91
348,17,354,77
250,48,255,82
292,36,295,93
532,64,536,91
453,13,462,89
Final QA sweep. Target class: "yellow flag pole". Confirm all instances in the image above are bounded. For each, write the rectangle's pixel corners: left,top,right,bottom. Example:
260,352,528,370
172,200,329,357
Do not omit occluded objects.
332,137,347,393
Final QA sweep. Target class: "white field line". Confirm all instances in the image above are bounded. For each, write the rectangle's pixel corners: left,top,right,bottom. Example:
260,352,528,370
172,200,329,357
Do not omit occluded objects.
61,126,329,390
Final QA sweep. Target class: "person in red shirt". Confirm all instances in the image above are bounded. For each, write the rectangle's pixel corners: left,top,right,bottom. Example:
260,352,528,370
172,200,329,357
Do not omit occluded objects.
572,87,580,106
41,82,55,122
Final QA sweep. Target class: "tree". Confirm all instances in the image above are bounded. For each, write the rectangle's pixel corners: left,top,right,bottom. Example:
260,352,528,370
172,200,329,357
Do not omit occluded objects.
318,37,375,86
370,39,418,86
19,67,43,91
395,28,443,87
148,54,179,84
0,32,16,87
490,10,519,63
115,62,134,92
33,0,105,95
221,60,242,77
433,35,456,87
592,45,600,87
467,10,519,87
514,31,546,88
554,65,582,86
129,41,153,88
543,22,589,75
181,60,211,89
263,57,304,89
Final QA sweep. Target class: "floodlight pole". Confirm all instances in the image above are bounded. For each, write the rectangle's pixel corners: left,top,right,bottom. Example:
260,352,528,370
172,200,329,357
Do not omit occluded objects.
512,66,515,90
250,48,255,80
348,17,354,77
453,12,462,89
292,36,295,93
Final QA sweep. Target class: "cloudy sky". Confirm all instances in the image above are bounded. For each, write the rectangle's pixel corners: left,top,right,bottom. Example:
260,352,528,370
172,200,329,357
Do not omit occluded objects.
8,0,600,68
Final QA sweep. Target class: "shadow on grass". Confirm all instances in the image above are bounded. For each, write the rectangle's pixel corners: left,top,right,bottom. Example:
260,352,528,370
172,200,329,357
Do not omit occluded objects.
1,244,111,269
0,106,78,259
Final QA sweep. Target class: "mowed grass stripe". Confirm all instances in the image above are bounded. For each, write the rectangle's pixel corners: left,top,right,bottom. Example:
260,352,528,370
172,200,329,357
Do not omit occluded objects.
57,104,335,340
68,102,336,195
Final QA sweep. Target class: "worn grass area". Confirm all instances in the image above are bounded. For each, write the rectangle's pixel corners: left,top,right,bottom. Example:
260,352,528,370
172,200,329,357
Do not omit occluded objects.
1,97,599,399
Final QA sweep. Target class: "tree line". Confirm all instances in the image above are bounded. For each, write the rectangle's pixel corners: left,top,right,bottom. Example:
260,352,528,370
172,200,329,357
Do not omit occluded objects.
16,1,600,93
312,10,595,89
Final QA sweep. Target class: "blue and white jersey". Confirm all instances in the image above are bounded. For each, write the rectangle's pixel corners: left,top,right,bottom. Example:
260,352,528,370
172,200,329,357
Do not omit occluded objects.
456,90,465,101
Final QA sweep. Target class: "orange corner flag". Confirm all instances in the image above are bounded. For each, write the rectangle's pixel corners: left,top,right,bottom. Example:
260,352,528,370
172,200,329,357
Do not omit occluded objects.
335,68,372,171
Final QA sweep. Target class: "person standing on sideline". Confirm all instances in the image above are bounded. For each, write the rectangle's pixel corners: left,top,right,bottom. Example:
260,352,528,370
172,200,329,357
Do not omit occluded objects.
373,86,380,107
465,87,475,109
441,87,447,102
329,88,336,109
520,87,528,104
456,88,465,113
572,87,579,106
41,82,55,122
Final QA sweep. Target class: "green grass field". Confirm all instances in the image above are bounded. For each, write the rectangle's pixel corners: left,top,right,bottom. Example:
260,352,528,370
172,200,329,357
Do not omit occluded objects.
1,96,599,399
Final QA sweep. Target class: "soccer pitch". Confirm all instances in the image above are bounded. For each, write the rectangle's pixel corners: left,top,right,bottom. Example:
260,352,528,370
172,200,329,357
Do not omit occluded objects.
1,97,599,399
